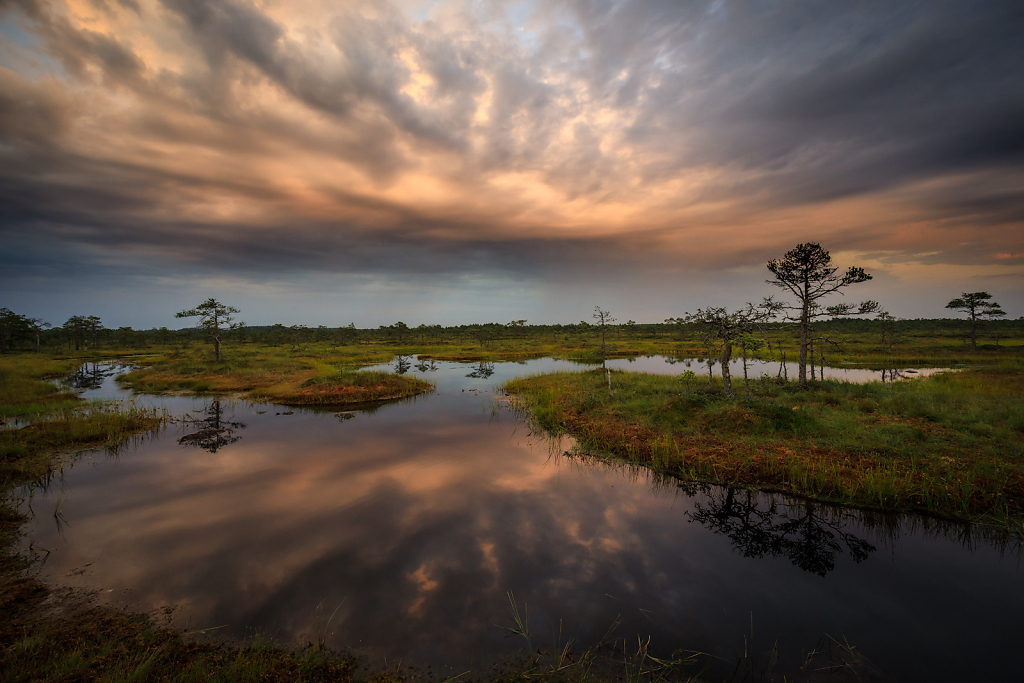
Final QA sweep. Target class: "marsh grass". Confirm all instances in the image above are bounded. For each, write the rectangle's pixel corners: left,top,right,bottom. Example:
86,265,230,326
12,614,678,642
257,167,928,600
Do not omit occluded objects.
1,335,1020,680
0,357,82,421
119,349,434,405
260,370,434,405
504,364,1024,525
0,403,165,483
0,354,167,483
492,592,882,683
99,321,1024,405
0,588,361,683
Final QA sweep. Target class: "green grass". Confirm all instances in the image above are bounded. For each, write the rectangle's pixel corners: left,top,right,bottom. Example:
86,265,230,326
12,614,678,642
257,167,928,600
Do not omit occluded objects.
505,364,1024,526
119,348,434,405
0,355,167,480
255,369,434,405
0,404,164,483
0,357,82,421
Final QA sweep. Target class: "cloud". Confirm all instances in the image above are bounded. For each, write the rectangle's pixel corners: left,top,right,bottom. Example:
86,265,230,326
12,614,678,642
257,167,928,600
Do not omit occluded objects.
1,0,1022,322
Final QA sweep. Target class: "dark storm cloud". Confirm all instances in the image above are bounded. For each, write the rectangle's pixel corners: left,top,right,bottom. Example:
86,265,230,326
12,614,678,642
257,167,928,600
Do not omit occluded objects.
572,0,1024,203
1,0,1022,304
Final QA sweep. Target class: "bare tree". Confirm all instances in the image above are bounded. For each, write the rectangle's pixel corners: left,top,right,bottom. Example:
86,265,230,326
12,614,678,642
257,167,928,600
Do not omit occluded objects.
945,292,1005,347
766,243,877,384
593,306,616,362
175,298,240,361
685,300,779,395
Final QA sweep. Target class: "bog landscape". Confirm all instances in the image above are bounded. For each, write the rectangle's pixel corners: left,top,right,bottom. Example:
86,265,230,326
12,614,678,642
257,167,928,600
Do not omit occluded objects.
2,242,1023,682
2,1,1022,681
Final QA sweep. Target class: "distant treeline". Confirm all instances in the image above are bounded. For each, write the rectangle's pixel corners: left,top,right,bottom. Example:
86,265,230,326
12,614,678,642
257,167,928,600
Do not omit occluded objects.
0,307,1021,353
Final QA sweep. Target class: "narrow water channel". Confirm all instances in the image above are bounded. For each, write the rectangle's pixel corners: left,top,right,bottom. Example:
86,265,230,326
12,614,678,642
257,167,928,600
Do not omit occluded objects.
16,358,1021,681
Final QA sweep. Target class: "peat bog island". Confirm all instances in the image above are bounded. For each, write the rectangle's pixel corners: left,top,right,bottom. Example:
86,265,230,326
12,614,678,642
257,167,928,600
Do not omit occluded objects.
2,2,1023,681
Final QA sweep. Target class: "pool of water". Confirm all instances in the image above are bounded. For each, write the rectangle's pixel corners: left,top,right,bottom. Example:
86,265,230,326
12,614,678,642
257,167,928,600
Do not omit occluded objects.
603,355,949,383
15,358,1019,681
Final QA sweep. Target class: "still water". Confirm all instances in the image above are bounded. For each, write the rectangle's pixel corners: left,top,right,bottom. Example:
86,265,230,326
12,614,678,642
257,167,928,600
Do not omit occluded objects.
17,358,1021,681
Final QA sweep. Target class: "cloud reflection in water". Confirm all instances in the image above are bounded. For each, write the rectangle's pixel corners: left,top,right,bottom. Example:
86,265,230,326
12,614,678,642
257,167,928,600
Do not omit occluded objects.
16,360,1024,681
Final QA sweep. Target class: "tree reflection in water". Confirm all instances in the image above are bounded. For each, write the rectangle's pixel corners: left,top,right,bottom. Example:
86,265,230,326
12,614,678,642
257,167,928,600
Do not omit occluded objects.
178,400,246,453
63,362,121,391
466,362,495,379
687,486,875,576
394,355,412,374
554,449,880,577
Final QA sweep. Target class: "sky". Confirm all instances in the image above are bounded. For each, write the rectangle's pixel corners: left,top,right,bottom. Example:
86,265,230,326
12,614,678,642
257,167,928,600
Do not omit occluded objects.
1,0,1022,329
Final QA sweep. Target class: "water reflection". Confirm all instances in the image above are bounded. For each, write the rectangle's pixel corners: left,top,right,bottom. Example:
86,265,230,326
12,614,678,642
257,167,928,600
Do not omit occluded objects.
177,400,246,453
879,367,924,383
62,362,123,391
466,361,496,379
15,358,1024,683
685,485,875,576
394,355,412,374
603,356,950,384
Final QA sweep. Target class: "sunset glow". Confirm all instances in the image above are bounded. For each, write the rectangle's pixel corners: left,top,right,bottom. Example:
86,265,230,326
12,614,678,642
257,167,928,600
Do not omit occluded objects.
2,0,1022,325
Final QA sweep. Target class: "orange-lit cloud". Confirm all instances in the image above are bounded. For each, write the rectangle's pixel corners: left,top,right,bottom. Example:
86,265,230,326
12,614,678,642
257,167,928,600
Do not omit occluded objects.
1,0,1022,323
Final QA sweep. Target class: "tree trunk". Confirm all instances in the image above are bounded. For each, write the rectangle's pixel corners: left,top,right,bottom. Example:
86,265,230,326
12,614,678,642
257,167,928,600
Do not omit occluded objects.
970,309,977,347
809,338,815,380
214,334,221,361
742,345,750,401
720,342,733,394
798,287,809,384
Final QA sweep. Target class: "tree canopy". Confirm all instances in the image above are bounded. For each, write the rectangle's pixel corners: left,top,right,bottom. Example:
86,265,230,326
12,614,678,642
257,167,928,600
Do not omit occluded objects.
175,298,240,361
766,243,877,384
945,292,1005,347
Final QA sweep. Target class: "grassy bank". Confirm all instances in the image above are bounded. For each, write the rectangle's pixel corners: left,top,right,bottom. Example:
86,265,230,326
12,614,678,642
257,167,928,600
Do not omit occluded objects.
0,356,82,422
109,320,1024,382
505,365,1024,526
0,574,360,683
119,348,433,405
0,356,166,481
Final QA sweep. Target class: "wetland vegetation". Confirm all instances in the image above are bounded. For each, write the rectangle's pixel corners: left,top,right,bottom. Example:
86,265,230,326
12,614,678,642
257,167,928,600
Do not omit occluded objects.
0,356,164,484
504,363,1024,526
1,276,1023,681
119,355,434,407
0,358,379,681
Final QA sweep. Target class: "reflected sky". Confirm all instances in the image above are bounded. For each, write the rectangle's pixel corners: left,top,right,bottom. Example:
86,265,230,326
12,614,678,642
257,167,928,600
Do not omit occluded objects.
18,359,1022,681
